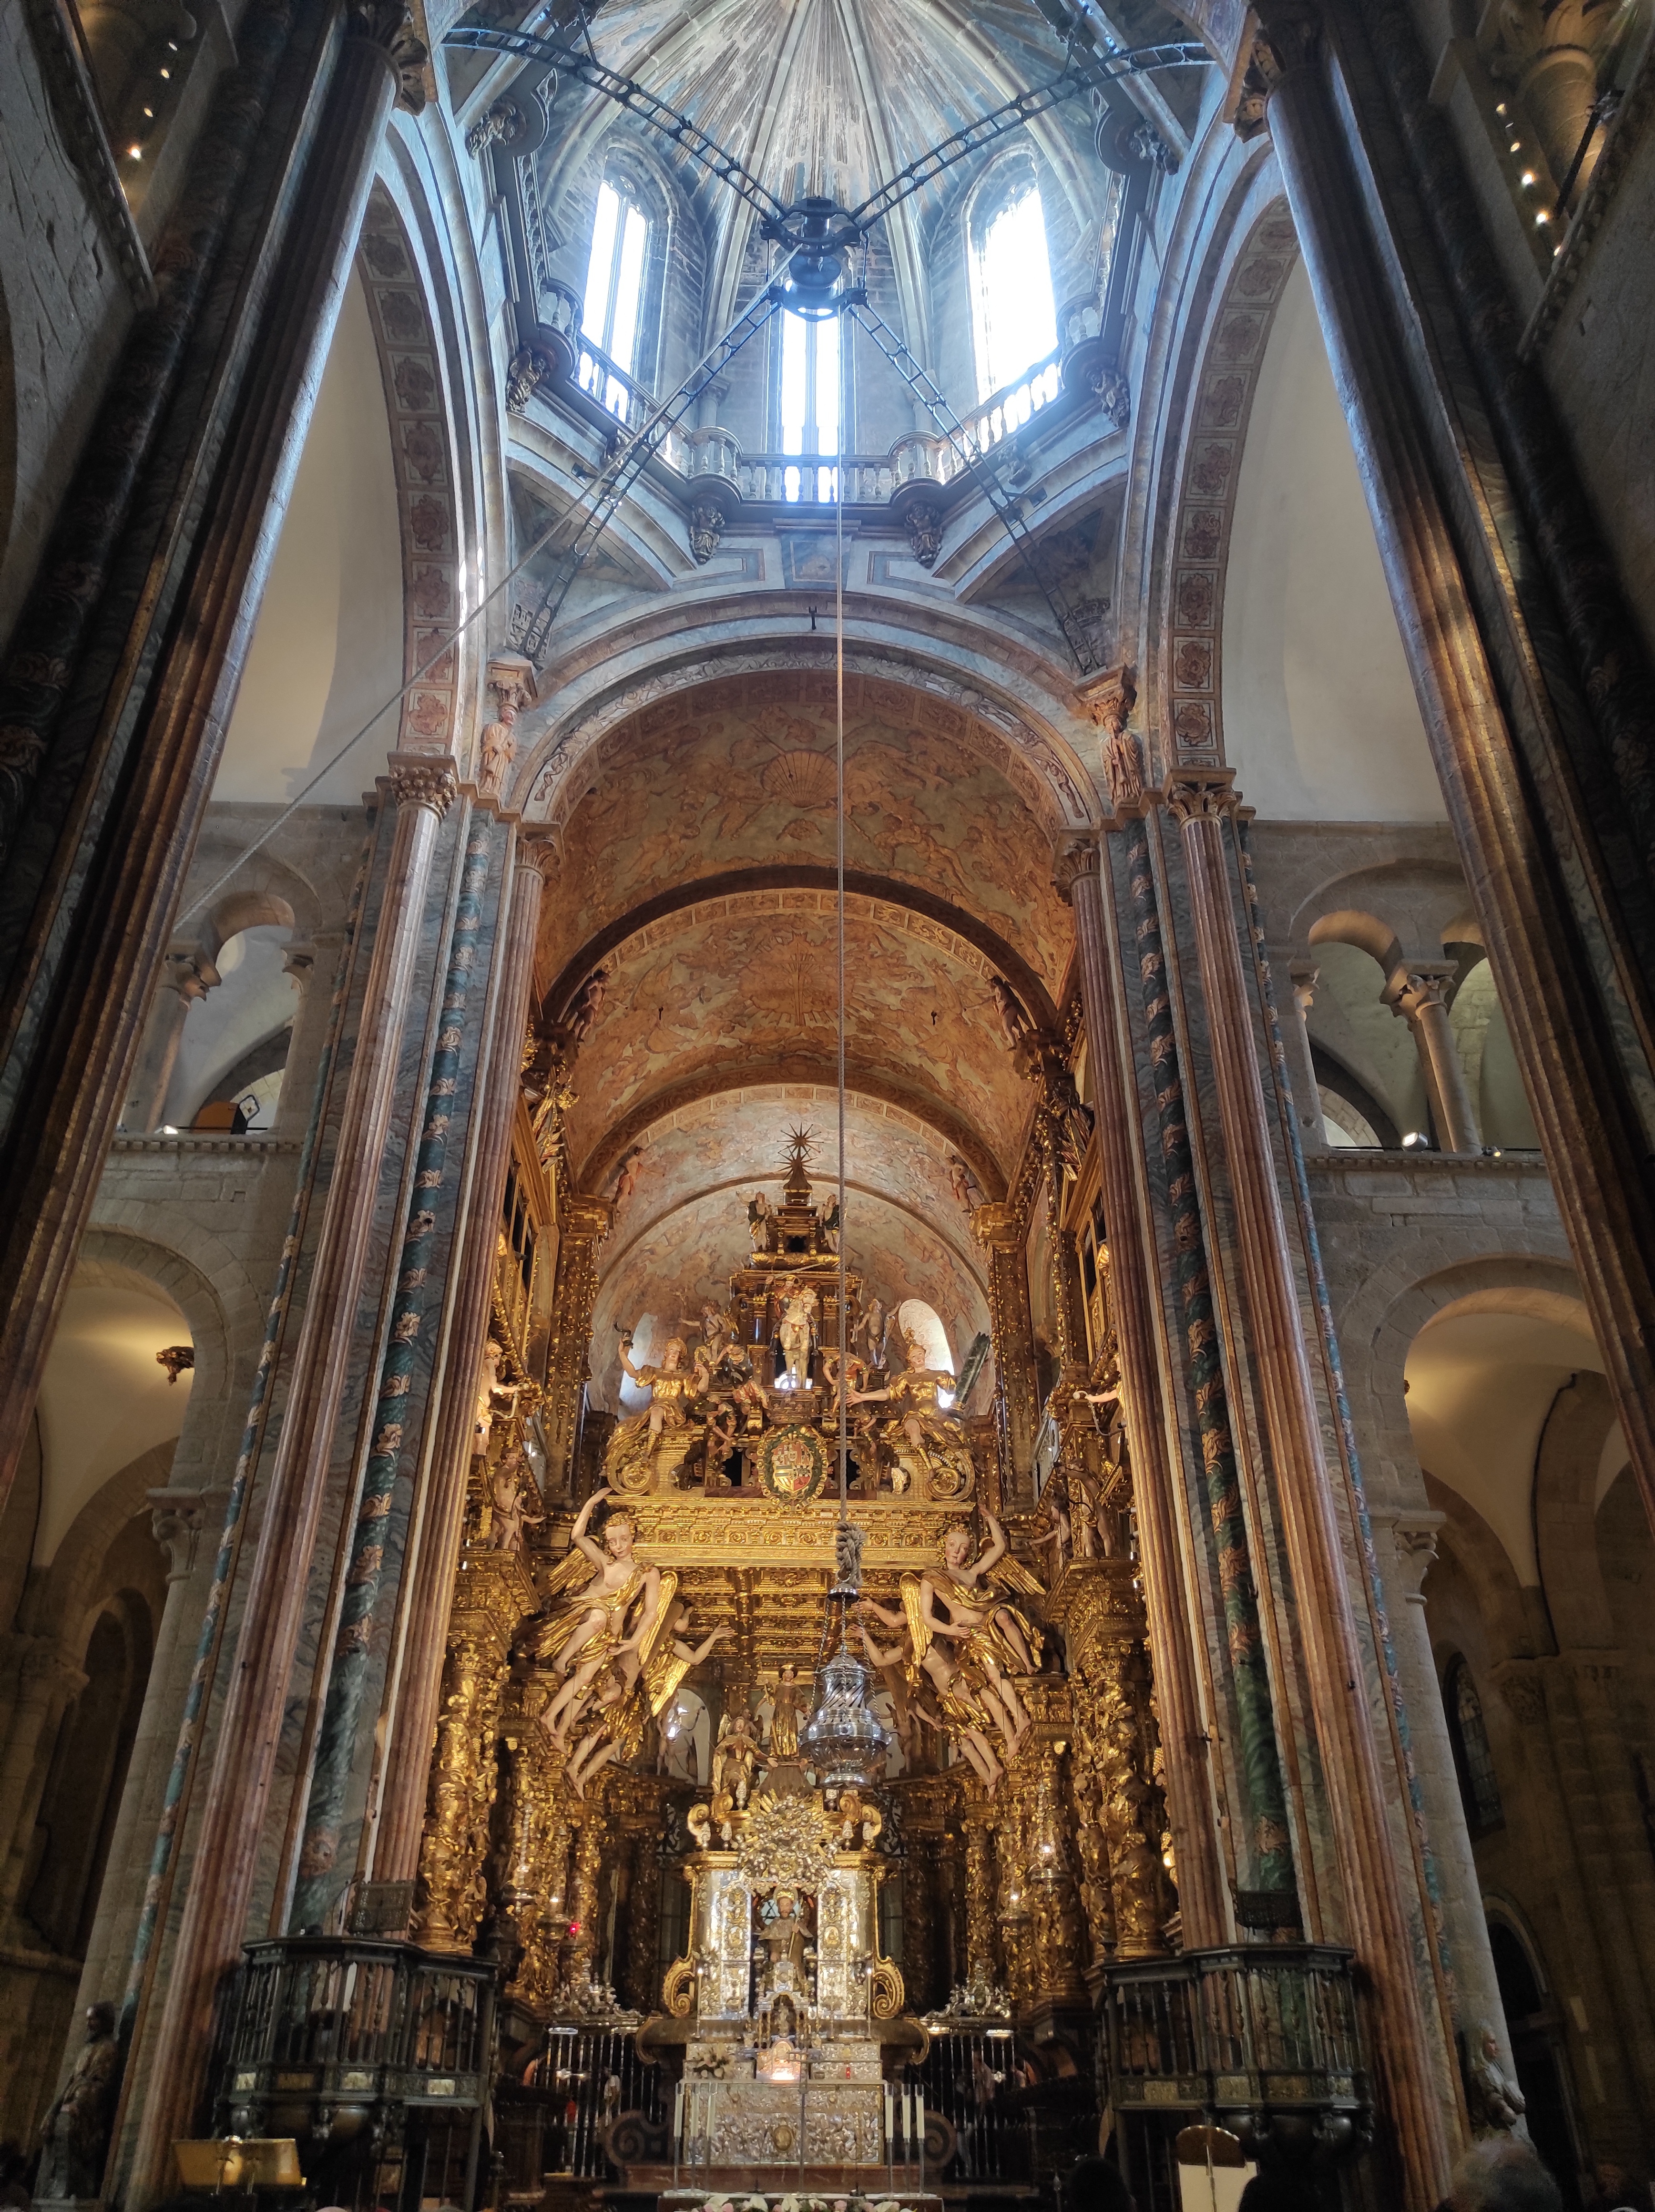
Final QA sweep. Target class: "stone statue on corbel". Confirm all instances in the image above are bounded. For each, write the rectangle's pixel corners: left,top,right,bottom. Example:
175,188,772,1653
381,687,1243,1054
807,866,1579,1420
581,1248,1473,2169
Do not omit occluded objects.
1078,665,1143,817
477,654,537,804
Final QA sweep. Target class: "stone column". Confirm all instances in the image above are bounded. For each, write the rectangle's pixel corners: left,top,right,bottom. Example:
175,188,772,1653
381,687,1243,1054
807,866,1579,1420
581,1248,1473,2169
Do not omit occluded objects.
1252,4,1655,1550
128,757,458,2201
1384,965,1480,1154
72,1491,218,2016
271,935,337,1141
118,948,221,1134
1284,961,1327,1155
971,1204,1039,1502
372,829,557,1886
1058,834,1229,1948
1165,768,1456,2198
0,1642,87,1927
543,1197,613,1500
1369,1511,1512,2071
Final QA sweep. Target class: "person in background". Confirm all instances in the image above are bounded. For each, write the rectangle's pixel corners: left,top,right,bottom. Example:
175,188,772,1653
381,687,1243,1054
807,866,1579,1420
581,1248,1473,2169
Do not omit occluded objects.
1447,2140,1564,2211
1063,2153,1134,2212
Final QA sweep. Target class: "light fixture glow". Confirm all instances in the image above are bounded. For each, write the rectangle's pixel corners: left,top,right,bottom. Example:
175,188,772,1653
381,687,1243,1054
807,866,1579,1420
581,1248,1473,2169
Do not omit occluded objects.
1521,171,1535,186
1535,209,1551,225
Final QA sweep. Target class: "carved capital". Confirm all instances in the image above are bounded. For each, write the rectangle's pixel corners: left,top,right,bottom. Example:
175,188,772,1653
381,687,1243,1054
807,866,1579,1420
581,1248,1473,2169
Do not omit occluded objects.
466,96,521,159
1051,837,1100,904
1494,1661,1547,1728
1383,963,1457,1023
348,0,429,113
1163,767,1239,826
1288,958,1319,1019
487,654,538,722
971,1201,1022,1253
281,941,317,995
1370,1507,1445,1601
388,753,459,818
1233,8,1324,139
148,1486,209,1582
516,827,561,882
562,1195,613,1244
163,942,221,1006
1080,664,1137,739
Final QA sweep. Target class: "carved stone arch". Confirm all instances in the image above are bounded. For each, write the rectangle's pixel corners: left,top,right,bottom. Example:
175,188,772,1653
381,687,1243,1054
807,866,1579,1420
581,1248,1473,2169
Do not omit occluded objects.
356,182,467,765
73,1223,249,1414
1422,1471,1539,1665
1147,194,1300,777
512,630,1102,835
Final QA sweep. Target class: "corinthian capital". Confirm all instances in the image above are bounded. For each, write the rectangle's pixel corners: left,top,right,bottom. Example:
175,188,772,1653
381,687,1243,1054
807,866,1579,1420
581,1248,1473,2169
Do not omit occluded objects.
349,0,429,113
1383,963,1457,1022
1162,767,1239,825
1050,837,1100,905
388,753,460,818
1234,3,1324,137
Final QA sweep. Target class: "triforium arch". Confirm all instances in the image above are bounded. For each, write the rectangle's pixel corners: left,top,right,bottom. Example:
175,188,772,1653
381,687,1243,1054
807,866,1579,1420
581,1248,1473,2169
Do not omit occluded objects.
6,6,1655,2211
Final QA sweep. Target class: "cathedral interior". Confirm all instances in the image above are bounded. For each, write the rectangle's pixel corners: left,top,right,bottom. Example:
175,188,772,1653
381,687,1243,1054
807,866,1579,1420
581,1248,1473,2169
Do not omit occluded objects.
3,1,1655,2209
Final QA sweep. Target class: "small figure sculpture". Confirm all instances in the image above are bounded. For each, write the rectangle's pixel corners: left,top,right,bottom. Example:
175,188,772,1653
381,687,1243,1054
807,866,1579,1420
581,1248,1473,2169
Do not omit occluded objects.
947,1155,983,1216
611,1145,644,1216
528,1488,663,1741
819,1197,840,1253
687,1802,714,1850
563,1663,647,1796
564,1605,728,1797
855,1296,890,1370
712,1711,760,1807
853,1324,974,1498
989,976,1035,1052
474,1337,516,1455
748,1192,777,1252
1071,1473,1100,1560
776,1284,818,1390
1030,1485,1071,1577
489,1447,544,1554
603,2072,623,2122
767,1663,803,1761
861,1614,1006,1793
37,2002,119,2201
1467,2023,1527,2135
564,966,609,1045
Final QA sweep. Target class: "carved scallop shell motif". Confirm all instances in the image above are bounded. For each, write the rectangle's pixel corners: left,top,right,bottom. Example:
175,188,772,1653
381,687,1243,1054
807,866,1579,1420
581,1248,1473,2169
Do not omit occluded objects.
761,748,837,809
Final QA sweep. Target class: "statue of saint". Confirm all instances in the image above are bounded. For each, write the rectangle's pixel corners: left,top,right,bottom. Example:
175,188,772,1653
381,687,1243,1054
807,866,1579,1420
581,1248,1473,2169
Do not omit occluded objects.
767,1664,802,1761
853,1324,974,1496
776,1285,817,1390
855,1296,889,1370
603,1329,700,1488
1467,2025,1527,2135
37,2003,119,2201
712,1711,759,1807
488,1448,543,1554
747,1193,777,1252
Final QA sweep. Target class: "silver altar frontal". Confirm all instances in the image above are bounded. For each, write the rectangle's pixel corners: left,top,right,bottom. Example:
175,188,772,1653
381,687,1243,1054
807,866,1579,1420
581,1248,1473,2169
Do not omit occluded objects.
663,1792,923,2181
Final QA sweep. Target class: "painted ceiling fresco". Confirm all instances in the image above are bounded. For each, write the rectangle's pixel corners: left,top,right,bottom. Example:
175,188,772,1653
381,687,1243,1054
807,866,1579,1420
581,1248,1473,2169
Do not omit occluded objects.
540,672,1073,993
563,890,1033,1175
590,1085,989,1273
588,1180,993,1420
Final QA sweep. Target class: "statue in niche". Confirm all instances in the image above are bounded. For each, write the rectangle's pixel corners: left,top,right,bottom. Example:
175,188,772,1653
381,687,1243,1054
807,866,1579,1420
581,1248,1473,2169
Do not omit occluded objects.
474,1337,518,1456
1071,1472,1100,1560
748,1192,777,1252
1030,1485,1071,1577
37,2003,119,2201
776,1284,818,1390
855,1295,890,1370
767,1663,803,1762
758,1888,812,1995
611,1145,644,1217
489,1447,543,1554
563,966,609,1045
604,1329,700,1489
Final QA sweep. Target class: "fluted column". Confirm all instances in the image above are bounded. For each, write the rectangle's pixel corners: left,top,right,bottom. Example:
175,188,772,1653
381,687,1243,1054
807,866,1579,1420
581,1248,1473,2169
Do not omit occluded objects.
128,756,457,2202
1165,767,1455,2200
372,829,557,1884
1057,834,1228,1947
1384,965,1480,1154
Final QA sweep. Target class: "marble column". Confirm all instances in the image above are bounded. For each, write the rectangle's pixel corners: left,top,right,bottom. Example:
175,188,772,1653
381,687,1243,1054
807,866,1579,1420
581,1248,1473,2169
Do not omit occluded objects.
1284,961,1327,1155
1369,1511,1512,2072
127,757,457,2202
971,1204,1039,1502
1253,5,1655,1551
1057,836,1228,1947
1384,965,1480,1154
372,829,557,1886
1165,768,1456,2198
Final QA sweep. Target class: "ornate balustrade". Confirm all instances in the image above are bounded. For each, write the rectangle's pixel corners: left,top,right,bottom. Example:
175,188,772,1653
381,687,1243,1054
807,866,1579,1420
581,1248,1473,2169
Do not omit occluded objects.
959,349,1063,456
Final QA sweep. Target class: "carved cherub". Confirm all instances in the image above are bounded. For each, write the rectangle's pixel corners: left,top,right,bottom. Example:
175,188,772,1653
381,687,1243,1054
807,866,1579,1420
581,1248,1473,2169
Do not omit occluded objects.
947,1155,983,1216
989,975,1035,1051
489,1448,544,1555
564,966,608,1044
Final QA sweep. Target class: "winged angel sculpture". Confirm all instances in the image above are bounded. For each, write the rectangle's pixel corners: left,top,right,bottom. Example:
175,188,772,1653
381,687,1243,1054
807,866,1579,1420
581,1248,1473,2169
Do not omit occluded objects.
862,1513,1044,1792
524,1485,727,1793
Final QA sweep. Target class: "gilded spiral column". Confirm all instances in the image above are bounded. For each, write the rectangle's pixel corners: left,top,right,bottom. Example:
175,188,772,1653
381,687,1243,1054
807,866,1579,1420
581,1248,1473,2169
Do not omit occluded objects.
971,1204,1040,1502
962,1811,1001,1994
543,1197,613,1499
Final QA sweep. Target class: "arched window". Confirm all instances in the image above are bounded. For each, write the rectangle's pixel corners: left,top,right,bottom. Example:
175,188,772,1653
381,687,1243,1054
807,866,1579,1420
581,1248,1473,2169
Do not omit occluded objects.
1444,1655,1504,1833
777,310,840,502
582,171,650,389
969,164,1058,404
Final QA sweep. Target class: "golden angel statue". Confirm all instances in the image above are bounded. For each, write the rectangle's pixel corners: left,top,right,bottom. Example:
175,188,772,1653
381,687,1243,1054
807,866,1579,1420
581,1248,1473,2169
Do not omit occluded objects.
564,1601,729,1797
527,1487,664,1741
603,1327,702,1490
853,1322,974,1497
861,1514,1044,1791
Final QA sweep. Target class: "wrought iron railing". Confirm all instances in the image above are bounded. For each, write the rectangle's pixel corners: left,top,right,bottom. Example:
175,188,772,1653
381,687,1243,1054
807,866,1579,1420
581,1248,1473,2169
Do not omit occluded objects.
916,2026,1032,2182
497,2023,670,2191
1099,1945,1369,2124
220,1937,495,2136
